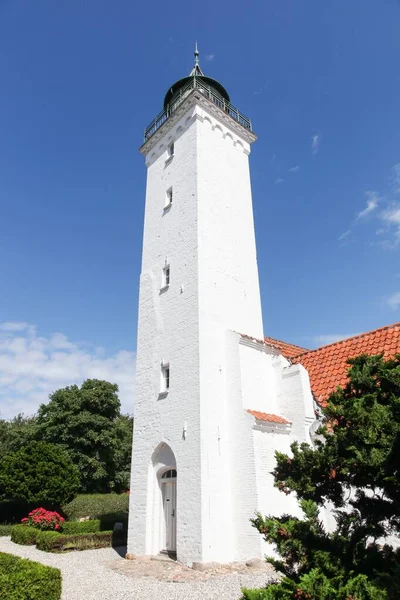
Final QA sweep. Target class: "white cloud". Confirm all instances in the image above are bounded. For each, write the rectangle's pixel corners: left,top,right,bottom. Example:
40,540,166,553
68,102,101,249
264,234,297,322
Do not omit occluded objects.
379,203,400,247
288,165,300,173
311,133,320,155
275,177,284,185
0,322,30,332
357,190,380,220
205,53,215,61
387,291,400,310
0,322,135,419
312,333,359,346
382,205,400,226
391,163,400,194
338,229,351,241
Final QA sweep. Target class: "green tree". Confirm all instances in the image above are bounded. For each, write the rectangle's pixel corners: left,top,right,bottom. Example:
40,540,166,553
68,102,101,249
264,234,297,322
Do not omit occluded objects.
243,354,400,600
0,414,37,456
0,441,79,506
36,379,133,493
113,413,134,491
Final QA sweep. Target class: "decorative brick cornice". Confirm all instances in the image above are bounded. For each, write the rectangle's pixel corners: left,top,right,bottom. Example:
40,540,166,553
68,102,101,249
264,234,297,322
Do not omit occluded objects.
239,334,280,355
252,420,292,434
140,89,257,155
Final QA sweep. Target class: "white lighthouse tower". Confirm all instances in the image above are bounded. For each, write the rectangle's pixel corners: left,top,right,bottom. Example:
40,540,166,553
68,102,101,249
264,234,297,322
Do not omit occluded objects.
128,46,273,565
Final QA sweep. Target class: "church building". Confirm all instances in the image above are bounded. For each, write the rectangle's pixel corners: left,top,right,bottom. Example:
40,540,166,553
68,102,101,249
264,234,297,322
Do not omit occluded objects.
128,46,400,566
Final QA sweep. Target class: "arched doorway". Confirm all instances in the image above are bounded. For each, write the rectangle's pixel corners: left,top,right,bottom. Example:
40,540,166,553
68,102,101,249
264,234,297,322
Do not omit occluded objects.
160,468,177,553
150,443,177,556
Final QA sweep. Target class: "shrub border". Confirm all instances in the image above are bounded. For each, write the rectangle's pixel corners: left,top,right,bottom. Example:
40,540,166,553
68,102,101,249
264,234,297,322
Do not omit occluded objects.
11,524,38,545
0,551,61,600
36,529,126,552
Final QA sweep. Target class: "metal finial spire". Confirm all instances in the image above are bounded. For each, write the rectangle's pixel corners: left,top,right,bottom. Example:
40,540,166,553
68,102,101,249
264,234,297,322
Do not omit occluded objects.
190,41,204,76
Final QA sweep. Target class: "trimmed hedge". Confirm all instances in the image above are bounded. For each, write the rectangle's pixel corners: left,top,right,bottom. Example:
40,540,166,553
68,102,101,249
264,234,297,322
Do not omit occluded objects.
11,524,38,545
63,515,127,534
0,551,61,600
0,524,13,536
62,519,102,534
63,493,129,521
36,529,126,552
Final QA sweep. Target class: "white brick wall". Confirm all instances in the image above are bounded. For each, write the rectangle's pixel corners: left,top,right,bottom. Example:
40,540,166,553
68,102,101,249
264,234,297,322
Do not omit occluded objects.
279,363,315,443
224,331,264,561
253,425,303,557
129,94,264,565
239,340,279,414
128,105,203,565
128,89,320,566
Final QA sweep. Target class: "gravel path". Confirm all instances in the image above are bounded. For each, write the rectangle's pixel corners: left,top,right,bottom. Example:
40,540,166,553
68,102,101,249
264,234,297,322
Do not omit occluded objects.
0,537,271,600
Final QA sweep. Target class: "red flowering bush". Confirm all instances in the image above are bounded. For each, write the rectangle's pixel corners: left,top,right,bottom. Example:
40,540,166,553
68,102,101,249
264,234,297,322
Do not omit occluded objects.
21,508,65,531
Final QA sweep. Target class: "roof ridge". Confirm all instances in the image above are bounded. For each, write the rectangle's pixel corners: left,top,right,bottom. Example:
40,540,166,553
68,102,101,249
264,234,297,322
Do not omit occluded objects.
246,409,291,425
264,335,308,347
293,321,400,359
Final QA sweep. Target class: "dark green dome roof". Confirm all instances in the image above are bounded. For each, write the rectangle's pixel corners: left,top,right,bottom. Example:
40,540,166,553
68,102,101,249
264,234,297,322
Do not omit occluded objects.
164,75,230,108
163,43,230,108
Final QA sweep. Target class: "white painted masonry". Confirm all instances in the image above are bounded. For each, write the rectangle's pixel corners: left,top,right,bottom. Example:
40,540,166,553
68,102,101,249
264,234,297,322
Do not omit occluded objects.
128,61,319,566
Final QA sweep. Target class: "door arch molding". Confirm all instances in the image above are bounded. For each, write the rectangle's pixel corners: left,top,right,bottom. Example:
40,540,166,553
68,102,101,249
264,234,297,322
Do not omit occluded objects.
148,443,177,555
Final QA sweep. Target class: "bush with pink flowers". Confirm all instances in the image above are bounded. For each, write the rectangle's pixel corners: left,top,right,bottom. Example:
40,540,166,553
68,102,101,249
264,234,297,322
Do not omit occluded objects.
21,508,65,531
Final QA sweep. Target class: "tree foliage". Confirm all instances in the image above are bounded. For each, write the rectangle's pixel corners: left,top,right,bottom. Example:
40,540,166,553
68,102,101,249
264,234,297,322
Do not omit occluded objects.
35,379,132,493
244,354,400,600
0,414,37,456
0,441,79,506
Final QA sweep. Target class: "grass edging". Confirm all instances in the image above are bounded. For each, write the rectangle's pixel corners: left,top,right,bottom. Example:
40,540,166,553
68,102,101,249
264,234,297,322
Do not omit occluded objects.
36,530,127,552
0,525,13,537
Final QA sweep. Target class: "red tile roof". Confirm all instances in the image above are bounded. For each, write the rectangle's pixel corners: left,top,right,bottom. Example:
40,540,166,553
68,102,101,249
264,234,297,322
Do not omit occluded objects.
291,323,400,404
264,336,310,359
247,409,290,424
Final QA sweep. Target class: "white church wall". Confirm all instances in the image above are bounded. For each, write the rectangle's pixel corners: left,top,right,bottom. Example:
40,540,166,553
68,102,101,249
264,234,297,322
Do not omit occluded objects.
129,106,204,565
196,108,264,340
247,357,319,558
278,363,315,443
194,104,268,562
197,323,235,563
253,425,304,557
224,330,264,561
194,104,265,562
238,340,279,414
130,87,275,565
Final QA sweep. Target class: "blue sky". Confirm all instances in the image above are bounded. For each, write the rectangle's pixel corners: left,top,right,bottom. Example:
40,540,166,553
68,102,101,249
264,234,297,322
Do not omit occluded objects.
1,0,399,417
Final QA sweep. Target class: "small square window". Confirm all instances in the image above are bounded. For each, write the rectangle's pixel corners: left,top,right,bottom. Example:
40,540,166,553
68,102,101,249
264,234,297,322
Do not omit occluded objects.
167,143,174,158
162,265,170,288
166,187,173,207
161,363,170,394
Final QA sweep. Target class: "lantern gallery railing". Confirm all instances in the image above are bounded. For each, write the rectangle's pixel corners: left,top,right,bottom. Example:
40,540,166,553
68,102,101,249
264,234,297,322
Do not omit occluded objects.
144,78,252,142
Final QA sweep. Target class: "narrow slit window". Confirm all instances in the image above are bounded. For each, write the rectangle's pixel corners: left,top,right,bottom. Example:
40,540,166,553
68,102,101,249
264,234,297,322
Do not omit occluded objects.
162,265,170,288
161,363,170,393
166,187,173,207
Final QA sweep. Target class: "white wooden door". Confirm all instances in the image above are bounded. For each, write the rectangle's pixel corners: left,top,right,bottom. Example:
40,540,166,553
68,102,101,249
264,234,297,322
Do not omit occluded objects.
162,480,177,552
